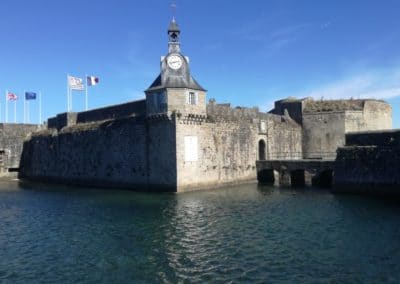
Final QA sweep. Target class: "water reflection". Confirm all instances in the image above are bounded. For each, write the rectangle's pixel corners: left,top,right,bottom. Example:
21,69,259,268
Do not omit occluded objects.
1,182,400,283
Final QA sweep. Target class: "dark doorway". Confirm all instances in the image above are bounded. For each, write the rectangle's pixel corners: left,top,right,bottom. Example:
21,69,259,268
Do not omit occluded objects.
258,140,266,160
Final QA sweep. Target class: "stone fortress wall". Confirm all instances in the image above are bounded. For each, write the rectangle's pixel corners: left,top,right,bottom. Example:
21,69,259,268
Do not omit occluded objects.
19,98,302,191
9,17,396,192
0,123,40,175
334,130,400,194
17,95,393,192
175,101,302,191
47,100,146,130
21,108,177,191
271,97,392,159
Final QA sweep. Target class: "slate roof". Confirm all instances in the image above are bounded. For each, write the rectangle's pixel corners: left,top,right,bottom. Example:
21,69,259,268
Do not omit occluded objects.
168,19,180,33
146,74,206,92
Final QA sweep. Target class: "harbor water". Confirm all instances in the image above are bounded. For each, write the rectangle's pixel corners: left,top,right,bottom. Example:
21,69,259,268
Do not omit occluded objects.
1,180,400,283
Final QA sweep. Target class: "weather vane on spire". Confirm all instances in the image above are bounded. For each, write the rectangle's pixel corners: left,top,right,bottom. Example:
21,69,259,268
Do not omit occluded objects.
170,1,177,21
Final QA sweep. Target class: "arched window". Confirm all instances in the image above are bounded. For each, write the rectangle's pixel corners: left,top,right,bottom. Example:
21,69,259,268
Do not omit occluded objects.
258,140,266,160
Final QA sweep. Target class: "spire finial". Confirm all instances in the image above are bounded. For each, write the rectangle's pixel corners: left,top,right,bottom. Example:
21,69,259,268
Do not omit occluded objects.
170,1,177,21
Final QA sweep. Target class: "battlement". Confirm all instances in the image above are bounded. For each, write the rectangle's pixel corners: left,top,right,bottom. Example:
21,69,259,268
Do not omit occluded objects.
47,100,146,130
303,99,387,113
206,99,293,124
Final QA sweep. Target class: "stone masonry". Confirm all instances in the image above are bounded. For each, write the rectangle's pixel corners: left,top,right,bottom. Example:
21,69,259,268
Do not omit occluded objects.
0,123,40,176
17,19,393,192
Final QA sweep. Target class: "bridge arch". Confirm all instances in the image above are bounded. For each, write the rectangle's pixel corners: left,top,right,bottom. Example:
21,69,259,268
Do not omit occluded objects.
258,139,266,160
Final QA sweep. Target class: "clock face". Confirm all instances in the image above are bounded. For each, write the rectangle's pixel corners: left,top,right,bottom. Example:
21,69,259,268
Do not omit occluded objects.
167,54,183,70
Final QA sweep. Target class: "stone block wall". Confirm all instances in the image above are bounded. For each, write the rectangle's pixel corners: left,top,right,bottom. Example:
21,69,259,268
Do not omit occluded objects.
0,123,40,174
20,117,179,190
346,130,400,146
146,116,177,189
47,100,146,130
263,114,303,160
174,104,302,191
47,112,78,131
175,119,259,191
270,99,305,125
302,100,392,160
361,100,392,130
302,112,346,159
167,89,207,116
334,130,400,195
77,100,146,124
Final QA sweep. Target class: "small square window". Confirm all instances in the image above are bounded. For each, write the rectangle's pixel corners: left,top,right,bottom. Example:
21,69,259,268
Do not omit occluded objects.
187,92,197,105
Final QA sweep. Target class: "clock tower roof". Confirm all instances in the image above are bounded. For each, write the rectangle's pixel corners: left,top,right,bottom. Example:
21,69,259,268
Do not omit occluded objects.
146,73,205,92
145,19,206,92
168,18,180,33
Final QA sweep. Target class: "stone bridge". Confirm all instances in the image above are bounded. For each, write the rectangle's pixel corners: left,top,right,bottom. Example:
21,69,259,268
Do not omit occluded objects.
256,159,335,187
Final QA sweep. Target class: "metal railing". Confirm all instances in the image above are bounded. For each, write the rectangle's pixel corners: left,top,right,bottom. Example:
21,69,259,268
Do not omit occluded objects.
263,151,337,160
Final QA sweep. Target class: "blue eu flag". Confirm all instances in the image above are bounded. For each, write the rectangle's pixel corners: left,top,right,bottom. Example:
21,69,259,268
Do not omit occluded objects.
25,92,37,100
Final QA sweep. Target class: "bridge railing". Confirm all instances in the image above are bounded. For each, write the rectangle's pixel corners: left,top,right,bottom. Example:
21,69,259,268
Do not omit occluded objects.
265,152,337,160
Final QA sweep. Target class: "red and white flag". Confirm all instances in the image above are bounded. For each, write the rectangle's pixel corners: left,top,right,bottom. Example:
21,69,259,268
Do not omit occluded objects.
87,76,99,86
7,92,18,101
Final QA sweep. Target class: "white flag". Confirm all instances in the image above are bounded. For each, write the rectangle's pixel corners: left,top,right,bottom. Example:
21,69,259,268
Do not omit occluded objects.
68,75,84,90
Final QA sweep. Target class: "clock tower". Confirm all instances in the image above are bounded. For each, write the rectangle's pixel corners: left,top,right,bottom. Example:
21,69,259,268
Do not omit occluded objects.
145,18,206,117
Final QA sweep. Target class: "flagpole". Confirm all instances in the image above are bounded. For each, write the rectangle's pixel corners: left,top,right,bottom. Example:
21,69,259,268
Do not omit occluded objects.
39,92,42,124
85,74,88,111
5,90,8,123
67,75,70,112
23,91,26,123
14,99,16,123
27,100,30,123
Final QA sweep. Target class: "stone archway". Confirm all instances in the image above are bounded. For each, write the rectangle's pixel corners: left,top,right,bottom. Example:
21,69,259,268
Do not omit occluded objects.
258,139,266,160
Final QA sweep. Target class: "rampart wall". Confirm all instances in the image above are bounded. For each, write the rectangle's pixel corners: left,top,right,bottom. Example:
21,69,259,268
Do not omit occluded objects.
302,112,346,159
47,100,146,130
19,116,177,191
301,100,391,159
0,123,39,174
170,102,302,191
334,130,400,195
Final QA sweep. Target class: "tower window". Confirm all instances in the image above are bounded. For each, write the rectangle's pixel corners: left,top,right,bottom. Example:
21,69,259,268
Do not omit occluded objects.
187,91,198,105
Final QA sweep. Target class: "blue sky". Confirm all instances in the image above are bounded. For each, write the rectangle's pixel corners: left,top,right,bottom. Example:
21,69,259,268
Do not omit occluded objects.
1,0,400,126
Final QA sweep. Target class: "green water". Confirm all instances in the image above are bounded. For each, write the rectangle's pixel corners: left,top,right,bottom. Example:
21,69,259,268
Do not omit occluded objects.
0,180,400,283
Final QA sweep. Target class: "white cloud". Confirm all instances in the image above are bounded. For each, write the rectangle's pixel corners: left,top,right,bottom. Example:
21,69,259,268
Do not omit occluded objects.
301,69,400,100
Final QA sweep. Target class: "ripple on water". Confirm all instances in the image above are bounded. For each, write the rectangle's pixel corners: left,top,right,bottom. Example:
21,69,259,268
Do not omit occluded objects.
1,183,400,282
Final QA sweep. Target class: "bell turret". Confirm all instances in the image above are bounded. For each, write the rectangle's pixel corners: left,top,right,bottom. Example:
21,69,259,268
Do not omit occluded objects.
168,18,180,53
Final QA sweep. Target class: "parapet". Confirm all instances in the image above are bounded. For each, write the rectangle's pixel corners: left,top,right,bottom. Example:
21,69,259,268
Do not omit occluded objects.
206,99,260,122
304,99,378,113
345,130,400,147
269,97,391,124
48,100,146,130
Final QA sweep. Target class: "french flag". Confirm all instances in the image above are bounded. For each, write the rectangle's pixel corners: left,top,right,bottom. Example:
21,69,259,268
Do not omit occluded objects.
87,76,99,86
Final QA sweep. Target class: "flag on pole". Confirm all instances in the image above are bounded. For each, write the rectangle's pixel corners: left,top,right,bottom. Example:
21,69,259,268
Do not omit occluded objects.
87,76,99,86
7,92,18,101
68,75,85,90
25,92,37,100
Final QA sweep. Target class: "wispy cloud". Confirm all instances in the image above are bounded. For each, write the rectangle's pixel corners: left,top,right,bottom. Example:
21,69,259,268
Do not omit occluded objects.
269,23,311,39
299,68,400,100
232,19,313,55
